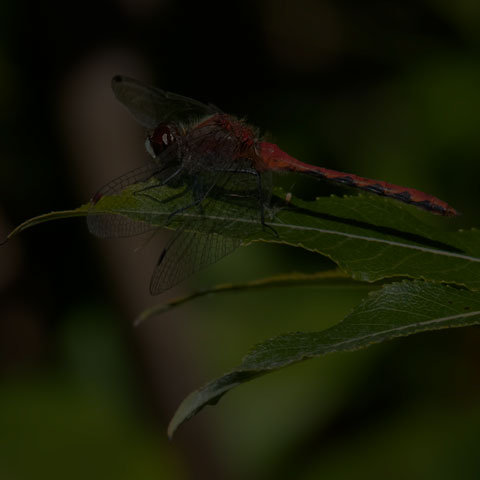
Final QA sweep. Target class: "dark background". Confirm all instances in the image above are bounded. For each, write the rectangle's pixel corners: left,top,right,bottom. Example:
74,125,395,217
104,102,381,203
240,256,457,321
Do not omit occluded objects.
1,1,480,478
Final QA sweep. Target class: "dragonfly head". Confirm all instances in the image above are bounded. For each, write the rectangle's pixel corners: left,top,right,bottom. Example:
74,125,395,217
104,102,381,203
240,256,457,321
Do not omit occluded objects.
146,123,179,158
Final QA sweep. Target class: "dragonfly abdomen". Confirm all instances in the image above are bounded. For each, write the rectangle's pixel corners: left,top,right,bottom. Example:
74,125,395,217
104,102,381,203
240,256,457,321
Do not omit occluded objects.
257,141,458,216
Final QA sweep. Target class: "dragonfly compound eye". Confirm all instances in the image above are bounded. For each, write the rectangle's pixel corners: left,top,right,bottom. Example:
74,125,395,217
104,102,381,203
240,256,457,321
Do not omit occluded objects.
147,124,177,157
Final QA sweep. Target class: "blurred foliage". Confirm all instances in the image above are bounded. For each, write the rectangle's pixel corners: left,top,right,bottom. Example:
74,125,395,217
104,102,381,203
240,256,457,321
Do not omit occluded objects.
0,304,185,479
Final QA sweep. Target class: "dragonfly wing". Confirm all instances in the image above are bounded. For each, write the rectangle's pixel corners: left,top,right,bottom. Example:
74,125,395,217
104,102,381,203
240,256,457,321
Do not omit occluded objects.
87,145,183,238
112,75,221,129
87,126,227,240
150,229,240,294
149,151,272,294
89,122,273,293
88,162,161,238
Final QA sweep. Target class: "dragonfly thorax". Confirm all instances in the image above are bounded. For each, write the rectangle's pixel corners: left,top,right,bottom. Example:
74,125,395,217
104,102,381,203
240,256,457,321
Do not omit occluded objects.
214,114,257,148
190,114,258,162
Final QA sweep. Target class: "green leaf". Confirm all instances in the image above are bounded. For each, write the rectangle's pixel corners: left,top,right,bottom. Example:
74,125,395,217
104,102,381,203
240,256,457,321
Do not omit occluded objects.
11,184,476,290
86,184,480,290
274,193,480,289
134,270,370,325
5,170,477,440
168,280,480,438
4,207,89,242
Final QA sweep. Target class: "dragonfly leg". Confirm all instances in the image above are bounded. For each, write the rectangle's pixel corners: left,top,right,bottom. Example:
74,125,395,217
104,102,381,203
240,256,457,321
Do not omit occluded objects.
255,172,278,236
238,169,278,237
165,197,204,225
215,167,278,237
162,175,205,225
134,165,183,194
133,165,187,204
139,185,192,206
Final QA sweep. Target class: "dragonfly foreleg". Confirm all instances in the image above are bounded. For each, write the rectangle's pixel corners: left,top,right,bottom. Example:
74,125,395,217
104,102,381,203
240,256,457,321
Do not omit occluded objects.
163,176,206,225
133,165,187,204
134,165,184,194
164,197,204,225
138,184,192,207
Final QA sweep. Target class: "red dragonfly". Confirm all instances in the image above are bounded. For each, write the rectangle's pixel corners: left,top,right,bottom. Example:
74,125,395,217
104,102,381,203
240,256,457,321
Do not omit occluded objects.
88,75,458,294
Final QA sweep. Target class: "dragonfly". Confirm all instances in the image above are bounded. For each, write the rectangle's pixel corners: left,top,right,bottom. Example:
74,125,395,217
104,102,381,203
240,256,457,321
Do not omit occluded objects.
88,75,458,295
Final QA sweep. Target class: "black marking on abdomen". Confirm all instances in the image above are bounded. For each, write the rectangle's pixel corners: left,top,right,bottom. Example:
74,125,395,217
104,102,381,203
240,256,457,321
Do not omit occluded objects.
335,176,356,186
391,191,413,203
411,199,445,214
362,183,386,195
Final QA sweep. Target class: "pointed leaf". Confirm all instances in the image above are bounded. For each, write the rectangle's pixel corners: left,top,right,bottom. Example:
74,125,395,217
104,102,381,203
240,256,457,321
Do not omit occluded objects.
4,207,89,242
89,184,480,289
134,270,366,325
266,193,480,289
7,185,478,290
168,280,480,437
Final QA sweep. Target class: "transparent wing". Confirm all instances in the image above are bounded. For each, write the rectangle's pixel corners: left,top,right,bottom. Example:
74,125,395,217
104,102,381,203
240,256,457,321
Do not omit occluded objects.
87,124,221,239
150,229,241,294
89,120,272,294
87,144,183,238
112,75,221,129
149,151,272,294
